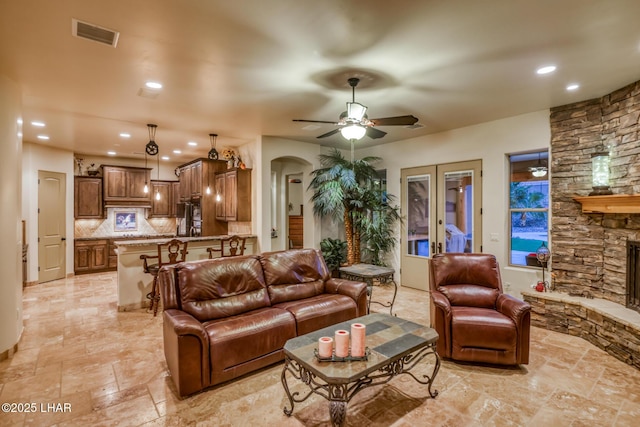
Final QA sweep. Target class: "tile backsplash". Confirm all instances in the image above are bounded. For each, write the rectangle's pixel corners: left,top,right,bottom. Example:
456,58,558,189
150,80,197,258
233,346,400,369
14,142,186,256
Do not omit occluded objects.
75,208,176,238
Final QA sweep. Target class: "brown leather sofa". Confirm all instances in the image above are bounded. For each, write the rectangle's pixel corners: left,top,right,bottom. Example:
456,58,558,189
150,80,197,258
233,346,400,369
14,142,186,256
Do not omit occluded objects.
429,253,531,365
158,248,368,397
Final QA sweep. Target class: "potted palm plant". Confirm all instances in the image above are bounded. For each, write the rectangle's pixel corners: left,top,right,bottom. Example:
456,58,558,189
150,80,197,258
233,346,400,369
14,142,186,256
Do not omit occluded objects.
309,148,401,267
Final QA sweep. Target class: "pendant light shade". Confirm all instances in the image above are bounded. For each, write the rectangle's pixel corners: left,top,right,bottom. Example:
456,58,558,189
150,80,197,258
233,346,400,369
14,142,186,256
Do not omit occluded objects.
208,133,219,160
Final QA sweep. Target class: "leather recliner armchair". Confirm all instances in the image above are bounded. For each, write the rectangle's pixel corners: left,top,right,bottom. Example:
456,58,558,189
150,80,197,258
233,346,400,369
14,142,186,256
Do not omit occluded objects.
429,253,531,365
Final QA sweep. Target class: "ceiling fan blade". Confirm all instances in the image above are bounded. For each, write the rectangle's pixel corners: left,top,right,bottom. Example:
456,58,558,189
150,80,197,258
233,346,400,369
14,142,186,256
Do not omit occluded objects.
317,129,341,139
369,115,419,126
366,127,387,139
293,119,339,125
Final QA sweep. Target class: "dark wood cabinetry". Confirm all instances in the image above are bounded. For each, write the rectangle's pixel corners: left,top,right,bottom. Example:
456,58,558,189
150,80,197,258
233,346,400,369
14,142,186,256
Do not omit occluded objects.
171,181,180,217
102,165,152,207
177,158,229,235
149,180,178,218
215,168,251,222
74,176,103,218
74,239,109,274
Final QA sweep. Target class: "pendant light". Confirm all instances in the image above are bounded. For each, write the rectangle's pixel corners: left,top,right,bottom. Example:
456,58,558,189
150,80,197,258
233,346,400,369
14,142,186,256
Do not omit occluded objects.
208,133,219,160
155,153,161,200
144,123,159,197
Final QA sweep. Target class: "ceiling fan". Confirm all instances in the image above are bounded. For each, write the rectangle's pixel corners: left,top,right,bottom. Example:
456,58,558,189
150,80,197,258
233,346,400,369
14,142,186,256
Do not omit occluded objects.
293,77,419,140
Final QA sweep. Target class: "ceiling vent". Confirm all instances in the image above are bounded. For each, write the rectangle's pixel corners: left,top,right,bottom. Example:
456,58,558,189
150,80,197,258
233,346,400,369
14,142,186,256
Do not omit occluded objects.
72,18,119,47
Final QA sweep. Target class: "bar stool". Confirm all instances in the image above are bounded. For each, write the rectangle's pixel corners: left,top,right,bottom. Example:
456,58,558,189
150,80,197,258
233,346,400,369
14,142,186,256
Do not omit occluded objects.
206,235,246,259
140,239,188,316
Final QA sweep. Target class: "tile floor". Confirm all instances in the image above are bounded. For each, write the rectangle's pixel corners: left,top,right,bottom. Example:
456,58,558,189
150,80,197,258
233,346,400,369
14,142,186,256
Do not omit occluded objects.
1,271,640,426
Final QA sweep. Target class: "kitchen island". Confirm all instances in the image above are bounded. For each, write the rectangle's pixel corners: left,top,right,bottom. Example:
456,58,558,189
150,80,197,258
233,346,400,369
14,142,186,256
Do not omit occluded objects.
114,235,257,311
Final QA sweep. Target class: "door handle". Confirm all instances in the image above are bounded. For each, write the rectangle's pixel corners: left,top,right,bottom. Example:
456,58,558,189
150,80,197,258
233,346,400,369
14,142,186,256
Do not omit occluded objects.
61,237,66,241
431,241,436,255
438,242,443,253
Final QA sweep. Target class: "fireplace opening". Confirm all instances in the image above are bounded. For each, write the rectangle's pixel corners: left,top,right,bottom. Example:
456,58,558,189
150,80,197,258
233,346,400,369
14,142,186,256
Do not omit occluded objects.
627,240,640,314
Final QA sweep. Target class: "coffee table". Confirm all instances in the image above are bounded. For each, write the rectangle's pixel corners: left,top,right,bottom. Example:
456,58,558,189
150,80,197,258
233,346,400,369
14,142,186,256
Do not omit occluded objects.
281,313,440,427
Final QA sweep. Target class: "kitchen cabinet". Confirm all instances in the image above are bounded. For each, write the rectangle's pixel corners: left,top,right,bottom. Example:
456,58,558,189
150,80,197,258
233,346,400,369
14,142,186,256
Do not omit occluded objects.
171,181,181,217
215,168,251,222
178,164,192,201
74,239,109,274
177,158,229,235
74,176,103,218
148,180,178,218
102,165,152,207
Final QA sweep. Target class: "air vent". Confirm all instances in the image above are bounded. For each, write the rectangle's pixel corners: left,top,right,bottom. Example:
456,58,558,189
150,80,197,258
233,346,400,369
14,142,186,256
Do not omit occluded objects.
404,123,425,130
72,18,119,47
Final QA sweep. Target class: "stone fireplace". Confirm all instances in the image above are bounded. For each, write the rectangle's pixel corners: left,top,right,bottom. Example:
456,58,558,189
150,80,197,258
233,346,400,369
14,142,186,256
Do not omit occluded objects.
523,80,640,369
628,240,640,314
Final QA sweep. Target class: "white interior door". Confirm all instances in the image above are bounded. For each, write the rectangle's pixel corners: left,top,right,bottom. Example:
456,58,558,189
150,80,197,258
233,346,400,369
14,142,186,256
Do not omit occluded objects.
38,171,66,283
401,160,482,291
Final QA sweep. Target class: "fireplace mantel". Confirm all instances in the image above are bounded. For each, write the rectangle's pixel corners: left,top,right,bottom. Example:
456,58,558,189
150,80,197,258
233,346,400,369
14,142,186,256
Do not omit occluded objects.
573,194,640,214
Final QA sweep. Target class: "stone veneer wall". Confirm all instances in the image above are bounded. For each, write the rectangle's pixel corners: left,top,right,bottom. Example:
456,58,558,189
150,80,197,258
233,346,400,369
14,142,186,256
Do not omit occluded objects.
523,291,640,369
551,80,640,305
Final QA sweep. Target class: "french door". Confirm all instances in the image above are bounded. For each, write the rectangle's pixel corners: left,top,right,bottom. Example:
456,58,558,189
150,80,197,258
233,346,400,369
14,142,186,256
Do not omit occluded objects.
401,160,482,290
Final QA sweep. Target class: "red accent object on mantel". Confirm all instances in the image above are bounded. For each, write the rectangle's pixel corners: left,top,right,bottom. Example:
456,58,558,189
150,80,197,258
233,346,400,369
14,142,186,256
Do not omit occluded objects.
535,282,545,292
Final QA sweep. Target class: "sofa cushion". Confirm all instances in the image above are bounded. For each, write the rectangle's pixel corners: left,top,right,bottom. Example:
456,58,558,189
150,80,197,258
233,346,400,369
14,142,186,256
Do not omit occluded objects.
205,307,296,373
261,248,331,304
274,294,357,335
177,256,271,322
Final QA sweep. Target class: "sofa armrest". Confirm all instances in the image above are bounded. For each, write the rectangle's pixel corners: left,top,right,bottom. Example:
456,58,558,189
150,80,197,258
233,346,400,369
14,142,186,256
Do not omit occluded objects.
430,290,452,358
163,309,210,397
496,294,530,326
325,278,368,317
496,294,531,364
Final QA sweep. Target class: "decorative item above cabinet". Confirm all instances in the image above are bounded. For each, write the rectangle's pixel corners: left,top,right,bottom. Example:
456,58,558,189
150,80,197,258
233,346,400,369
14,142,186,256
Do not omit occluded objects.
101,165,152,207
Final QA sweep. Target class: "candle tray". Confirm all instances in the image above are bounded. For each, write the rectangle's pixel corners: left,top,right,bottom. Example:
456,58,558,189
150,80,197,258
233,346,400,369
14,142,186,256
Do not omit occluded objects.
314,347,370,362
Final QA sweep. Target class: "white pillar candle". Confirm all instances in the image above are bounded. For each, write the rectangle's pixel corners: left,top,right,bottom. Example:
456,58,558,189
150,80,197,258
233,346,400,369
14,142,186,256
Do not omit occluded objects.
334,329,350,358
318,336,333,358
350,323,366,357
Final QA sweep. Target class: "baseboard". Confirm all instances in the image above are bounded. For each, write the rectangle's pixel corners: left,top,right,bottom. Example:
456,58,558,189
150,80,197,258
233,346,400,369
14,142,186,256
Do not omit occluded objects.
0,343,19,362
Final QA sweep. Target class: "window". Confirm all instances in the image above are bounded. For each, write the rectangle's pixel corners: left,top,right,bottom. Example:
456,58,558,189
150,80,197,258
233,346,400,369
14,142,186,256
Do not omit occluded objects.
509,151,549,266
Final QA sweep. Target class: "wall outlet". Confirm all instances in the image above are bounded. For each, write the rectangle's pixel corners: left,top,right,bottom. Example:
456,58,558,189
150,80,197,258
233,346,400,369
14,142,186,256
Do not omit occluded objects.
490,233,499,242
504,281,511,291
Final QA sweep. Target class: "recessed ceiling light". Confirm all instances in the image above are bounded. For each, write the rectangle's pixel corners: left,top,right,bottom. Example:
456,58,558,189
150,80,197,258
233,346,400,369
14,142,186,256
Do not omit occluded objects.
37,135,49,140
173,149,182,154
107,151,116,155
161,156,169,160
566,83,580,91
536,65,557,75
119,132,131,138
188,141,197,146
31,121,46,127
145,81,163,89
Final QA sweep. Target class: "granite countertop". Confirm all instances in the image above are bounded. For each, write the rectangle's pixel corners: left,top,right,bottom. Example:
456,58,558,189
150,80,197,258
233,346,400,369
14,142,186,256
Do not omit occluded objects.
113,234,256,246
75,234,176,241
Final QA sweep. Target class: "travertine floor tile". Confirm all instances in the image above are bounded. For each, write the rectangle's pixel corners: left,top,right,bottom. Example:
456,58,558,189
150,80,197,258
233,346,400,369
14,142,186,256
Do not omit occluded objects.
1,272,639,426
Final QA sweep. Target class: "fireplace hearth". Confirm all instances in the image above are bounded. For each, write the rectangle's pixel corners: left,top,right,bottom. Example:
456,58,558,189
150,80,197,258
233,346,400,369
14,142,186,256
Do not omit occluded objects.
627,241,640,314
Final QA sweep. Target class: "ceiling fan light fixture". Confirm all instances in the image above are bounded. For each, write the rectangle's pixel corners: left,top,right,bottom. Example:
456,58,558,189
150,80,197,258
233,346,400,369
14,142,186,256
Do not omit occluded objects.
530,167,548,177
340,124,366,140
346,102,367,121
